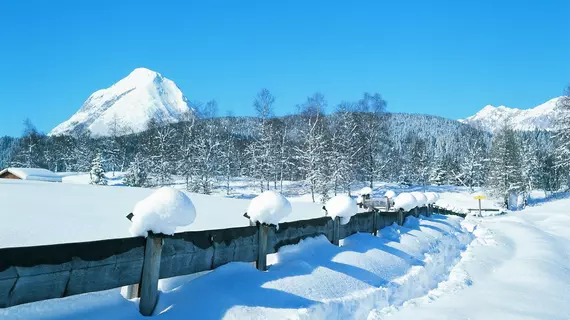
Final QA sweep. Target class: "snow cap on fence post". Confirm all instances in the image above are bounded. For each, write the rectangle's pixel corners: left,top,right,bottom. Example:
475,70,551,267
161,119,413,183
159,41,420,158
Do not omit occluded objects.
359,187,373,196
324,195,358,225
129,187,197,237
425,192,439,205
247,191,292,226
384,190,396,199
410,192,428,207
393,193,417,211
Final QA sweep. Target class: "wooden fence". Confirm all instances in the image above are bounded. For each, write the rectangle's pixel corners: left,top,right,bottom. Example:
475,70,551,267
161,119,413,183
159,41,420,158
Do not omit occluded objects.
0,205,463,315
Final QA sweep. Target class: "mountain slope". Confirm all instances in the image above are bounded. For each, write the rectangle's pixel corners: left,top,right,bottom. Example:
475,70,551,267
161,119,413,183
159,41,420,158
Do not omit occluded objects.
50,68,192,137
459,97,562,133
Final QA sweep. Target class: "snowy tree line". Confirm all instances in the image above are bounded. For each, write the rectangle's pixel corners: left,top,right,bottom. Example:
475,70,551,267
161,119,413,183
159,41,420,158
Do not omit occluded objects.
2,88,570,201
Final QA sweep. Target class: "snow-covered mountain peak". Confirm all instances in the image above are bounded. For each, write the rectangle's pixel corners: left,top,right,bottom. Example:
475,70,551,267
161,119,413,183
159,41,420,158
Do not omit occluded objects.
50,68,193,137
460,97,563,133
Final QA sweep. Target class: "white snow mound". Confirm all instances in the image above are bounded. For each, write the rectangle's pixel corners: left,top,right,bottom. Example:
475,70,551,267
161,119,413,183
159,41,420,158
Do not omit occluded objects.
325,195,358,225
411,192,428,207
359,187,373,196
247,191,292,225
384,190,396,199
129,187,196,237
425,192,439,204
393,193,417,211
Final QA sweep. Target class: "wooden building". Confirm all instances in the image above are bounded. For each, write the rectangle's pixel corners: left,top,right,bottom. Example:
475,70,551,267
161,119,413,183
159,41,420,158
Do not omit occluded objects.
0,168,62,182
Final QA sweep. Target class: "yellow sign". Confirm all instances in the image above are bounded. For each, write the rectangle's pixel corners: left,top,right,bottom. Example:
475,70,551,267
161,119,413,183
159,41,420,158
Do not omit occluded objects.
474,195,486,200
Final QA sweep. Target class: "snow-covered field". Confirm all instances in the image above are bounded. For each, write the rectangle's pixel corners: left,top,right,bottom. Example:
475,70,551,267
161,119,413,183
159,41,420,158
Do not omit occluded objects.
0,179,324,247
2,178,569,319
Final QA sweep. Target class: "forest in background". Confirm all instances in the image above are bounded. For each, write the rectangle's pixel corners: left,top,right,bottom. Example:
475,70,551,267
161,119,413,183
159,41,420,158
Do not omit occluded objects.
1,90,569,202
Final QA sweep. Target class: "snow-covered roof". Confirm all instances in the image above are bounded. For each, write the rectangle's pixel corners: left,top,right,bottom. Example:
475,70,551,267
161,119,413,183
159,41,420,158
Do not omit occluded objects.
0,168,62,182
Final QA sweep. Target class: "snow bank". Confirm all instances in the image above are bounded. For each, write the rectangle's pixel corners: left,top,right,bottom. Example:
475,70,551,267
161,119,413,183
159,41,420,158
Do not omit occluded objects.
411,192,428,207
247,191,292,225
385,190,396,199
393,193,417,211
325,195,358,224
437,203,469,215
359,187,373,196
425,192,439,204
0,214,475,320
129,187,196,237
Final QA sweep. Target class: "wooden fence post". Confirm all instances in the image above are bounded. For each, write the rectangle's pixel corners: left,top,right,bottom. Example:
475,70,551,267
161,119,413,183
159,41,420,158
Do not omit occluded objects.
139,232,163,317
372,210,378,236
386,196,391,211
332,216,340,246
397,209,404,226
256,223,269,271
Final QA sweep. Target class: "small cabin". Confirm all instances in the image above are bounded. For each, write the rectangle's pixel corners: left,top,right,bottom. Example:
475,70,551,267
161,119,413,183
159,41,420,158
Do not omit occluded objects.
0,168,62,182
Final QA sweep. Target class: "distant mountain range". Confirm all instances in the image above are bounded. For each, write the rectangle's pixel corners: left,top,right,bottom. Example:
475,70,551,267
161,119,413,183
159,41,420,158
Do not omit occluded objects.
49,68,193,137
48,67,562,137
459,97,562,133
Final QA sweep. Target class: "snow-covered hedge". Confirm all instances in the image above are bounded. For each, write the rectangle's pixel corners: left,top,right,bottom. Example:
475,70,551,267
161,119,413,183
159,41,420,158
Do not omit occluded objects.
325,195,358,225
129,187,196,237
393,193,417,211
247,191,292,225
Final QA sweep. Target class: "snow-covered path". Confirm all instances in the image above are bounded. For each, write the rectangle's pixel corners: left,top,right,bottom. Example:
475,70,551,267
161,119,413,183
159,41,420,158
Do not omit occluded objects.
376,197,570,319
0,215,474,320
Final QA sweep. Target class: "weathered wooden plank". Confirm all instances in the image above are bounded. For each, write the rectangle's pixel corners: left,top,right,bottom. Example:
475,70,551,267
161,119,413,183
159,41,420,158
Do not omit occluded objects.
66,256,143,296
159,225,259,279
338,211,375,239
268,216,333,254
8,270,70,307
379,211,399,228
0,237,145,308
0,237,145,271
397,209,405,225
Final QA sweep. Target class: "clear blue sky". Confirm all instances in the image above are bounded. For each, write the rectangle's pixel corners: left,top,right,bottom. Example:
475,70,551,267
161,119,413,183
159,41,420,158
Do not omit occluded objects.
1,0,569,137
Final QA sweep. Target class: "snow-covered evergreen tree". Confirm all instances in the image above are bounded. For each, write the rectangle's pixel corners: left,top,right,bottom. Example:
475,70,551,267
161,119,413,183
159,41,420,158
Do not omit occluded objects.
458,130,488,189
429,153,446,185
90,153,107,185
124,153,149,187
487,124,523,197
554,87,570,186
